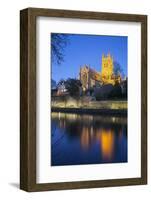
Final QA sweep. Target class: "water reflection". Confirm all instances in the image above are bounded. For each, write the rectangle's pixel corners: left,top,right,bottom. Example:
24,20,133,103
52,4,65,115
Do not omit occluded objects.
51,112,127,166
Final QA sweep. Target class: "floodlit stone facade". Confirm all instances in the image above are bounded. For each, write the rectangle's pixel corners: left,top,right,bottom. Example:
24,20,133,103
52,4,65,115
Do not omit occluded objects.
79,53,122,91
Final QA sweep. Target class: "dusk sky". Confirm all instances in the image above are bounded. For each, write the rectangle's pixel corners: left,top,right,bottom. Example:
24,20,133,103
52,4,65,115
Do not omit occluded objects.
51,33,127,83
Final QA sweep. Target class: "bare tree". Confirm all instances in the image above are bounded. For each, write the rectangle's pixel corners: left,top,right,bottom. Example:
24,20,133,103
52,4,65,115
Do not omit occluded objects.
113,61,124,76
51,33,69,65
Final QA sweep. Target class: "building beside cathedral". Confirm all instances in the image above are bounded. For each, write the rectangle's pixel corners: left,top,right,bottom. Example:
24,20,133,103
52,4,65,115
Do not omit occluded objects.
79,53,122,91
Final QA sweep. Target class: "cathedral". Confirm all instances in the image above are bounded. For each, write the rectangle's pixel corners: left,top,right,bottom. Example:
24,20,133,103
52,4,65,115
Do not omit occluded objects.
79,53,122,91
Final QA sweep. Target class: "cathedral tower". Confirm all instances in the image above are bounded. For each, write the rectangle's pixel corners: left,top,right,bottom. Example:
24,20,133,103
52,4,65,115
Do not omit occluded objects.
101,53,115,85
101,53,114,77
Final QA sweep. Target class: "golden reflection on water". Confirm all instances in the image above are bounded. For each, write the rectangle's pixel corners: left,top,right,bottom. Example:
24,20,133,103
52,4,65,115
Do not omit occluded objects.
81,127,90,150
98,129,114,160
80,126,114,159
52,112,126,161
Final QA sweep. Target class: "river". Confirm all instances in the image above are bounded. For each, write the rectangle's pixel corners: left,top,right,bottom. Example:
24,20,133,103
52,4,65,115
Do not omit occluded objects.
51,112,127,166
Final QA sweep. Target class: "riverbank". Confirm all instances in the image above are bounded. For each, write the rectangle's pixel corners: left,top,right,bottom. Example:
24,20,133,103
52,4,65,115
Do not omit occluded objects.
51,97,127,116
51,107,127,116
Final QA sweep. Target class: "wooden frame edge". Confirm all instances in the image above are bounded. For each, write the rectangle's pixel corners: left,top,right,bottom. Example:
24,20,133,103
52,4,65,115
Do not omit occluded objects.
20,8,37,191
141,14,148,185
20,8,29,191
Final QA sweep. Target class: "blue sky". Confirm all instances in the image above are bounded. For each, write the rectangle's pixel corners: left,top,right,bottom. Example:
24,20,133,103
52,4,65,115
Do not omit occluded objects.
51,33,127,83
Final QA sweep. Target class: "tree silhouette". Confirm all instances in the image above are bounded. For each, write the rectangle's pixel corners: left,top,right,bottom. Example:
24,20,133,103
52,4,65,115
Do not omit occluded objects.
113,61,124,76
51,33,69,65
65,78,82,97
58,78,82,97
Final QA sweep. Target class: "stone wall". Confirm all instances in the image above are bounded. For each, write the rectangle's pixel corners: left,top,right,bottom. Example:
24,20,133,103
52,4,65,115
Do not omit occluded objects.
51,96,127,110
